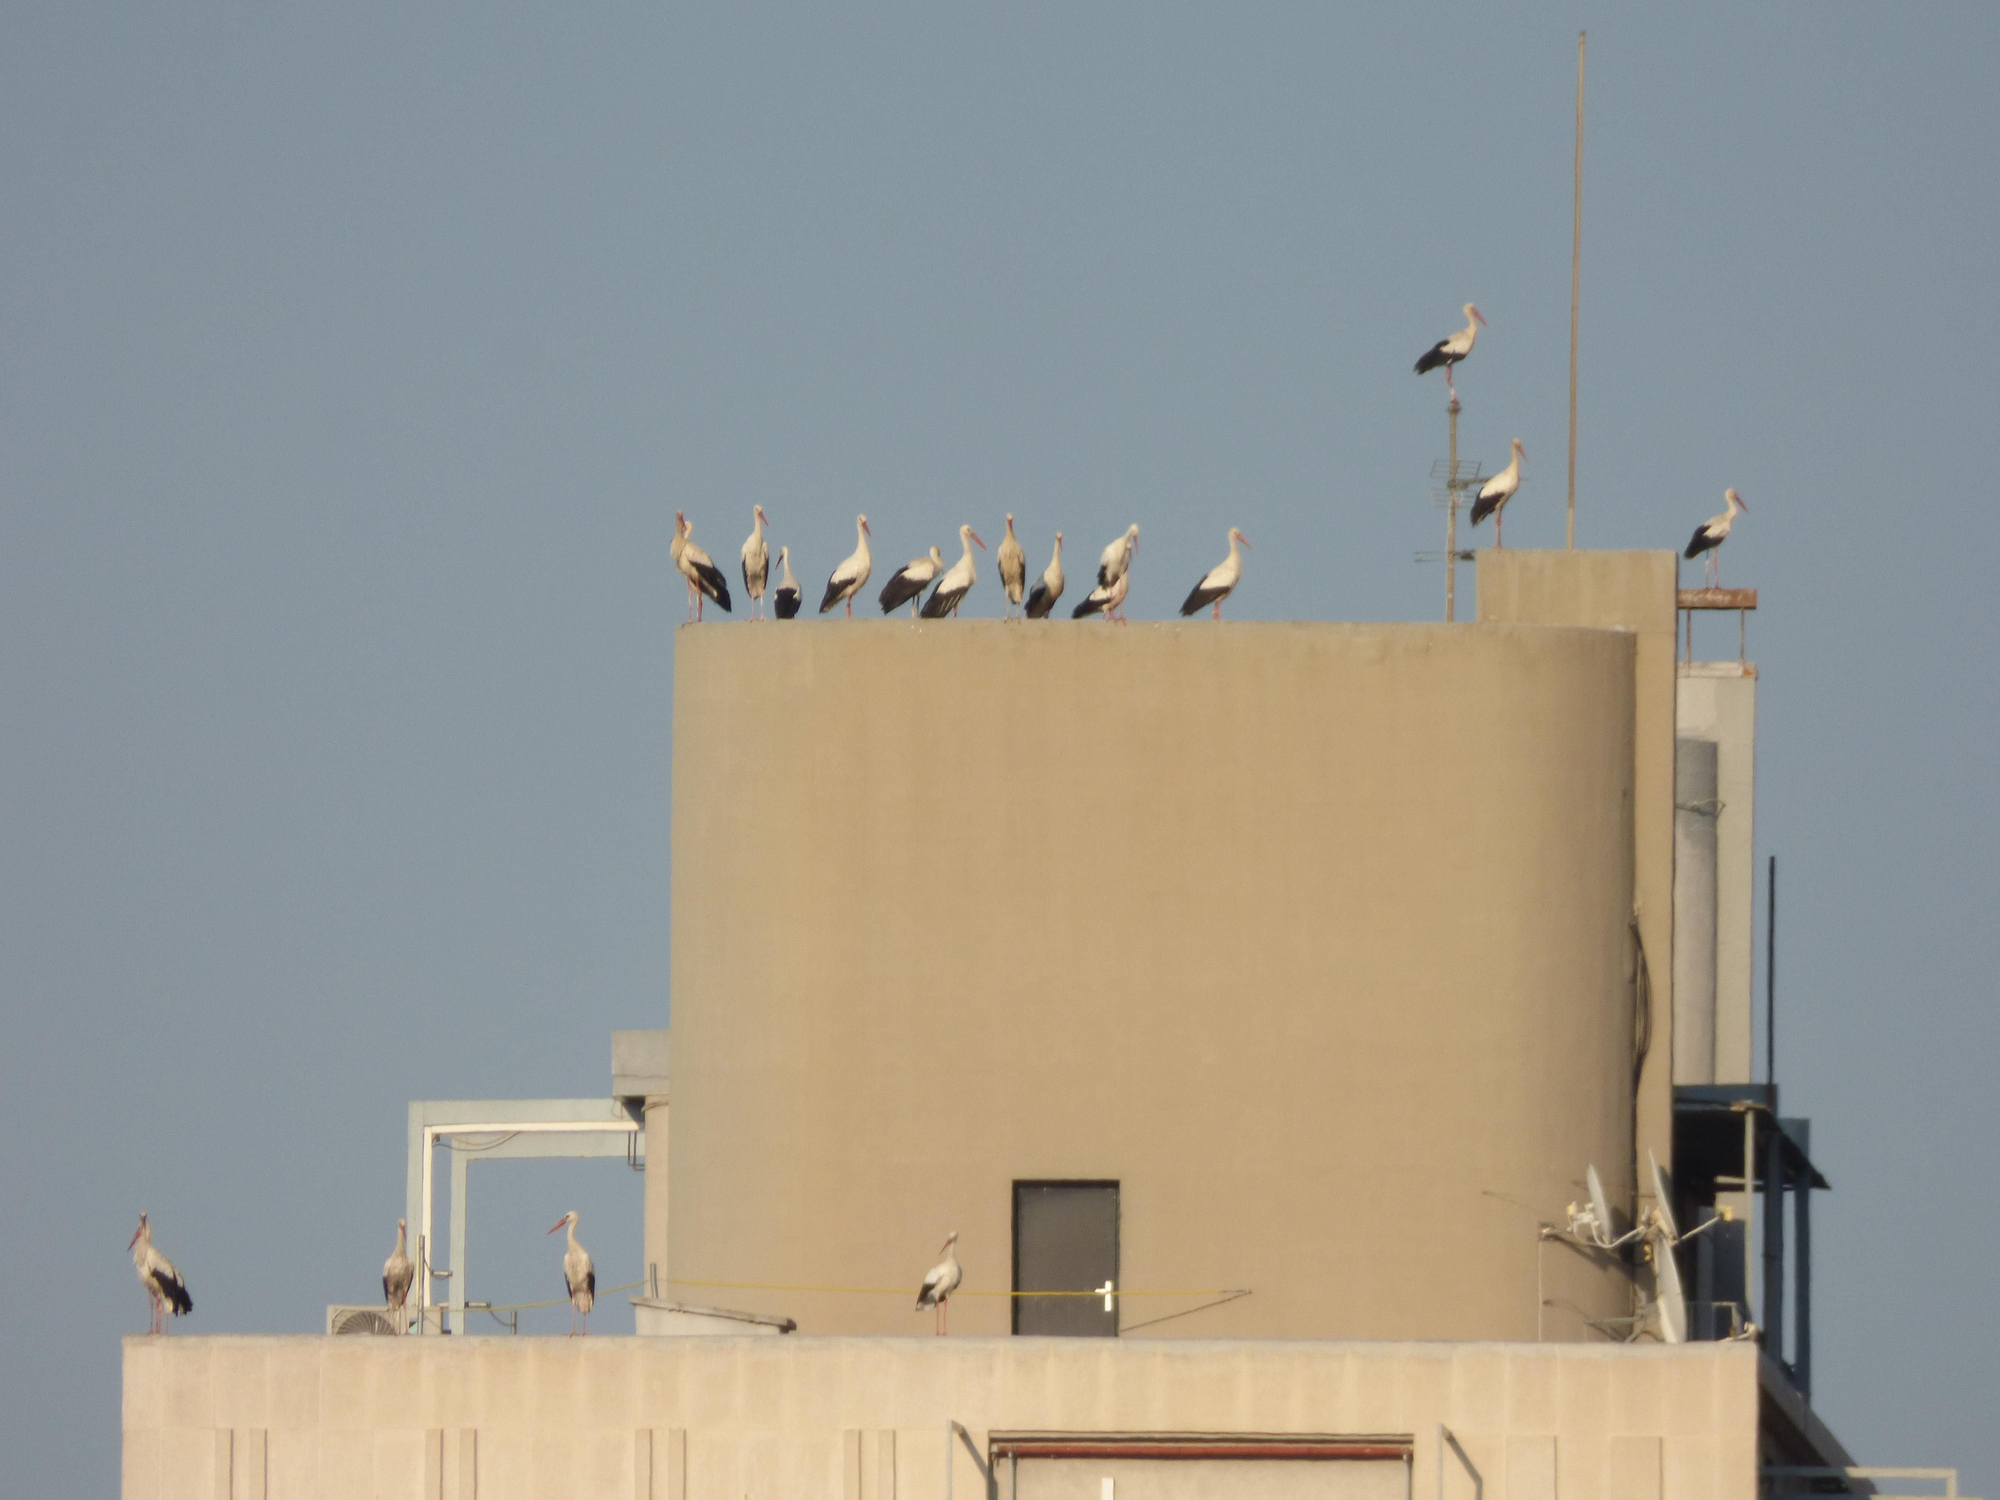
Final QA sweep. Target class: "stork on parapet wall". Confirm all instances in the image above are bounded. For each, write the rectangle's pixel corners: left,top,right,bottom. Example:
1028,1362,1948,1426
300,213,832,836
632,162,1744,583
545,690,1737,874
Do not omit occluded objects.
820,515,873,617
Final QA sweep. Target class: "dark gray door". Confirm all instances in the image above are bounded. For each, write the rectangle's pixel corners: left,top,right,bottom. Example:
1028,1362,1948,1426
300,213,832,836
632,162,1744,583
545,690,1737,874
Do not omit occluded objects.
1013,1181,1119,1336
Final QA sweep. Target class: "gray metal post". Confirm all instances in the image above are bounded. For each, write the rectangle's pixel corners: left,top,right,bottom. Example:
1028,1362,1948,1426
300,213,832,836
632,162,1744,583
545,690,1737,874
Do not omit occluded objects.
1672,739,1720,1083
449,1143,470,1335
1445,396,1460,623
1762,1113,1785,1366
1789,1118,1812,1399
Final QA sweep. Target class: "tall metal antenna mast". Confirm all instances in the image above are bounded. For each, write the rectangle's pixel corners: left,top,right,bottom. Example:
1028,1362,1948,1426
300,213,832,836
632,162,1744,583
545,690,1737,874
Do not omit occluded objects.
1568,32,1585,549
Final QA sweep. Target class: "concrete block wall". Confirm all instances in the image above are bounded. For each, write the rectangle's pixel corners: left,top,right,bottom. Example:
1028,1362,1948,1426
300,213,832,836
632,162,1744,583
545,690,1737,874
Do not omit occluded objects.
123,1336,1761,1500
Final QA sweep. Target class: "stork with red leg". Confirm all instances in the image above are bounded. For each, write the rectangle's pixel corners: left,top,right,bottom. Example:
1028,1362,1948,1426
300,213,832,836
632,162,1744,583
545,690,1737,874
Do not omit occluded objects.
548,1210,596,1336
1180,528,1250,619
1471,440,1526,547
1684,489,1748,586
820,515,874,617
1414,303,1486,394
129,1212,192,1334
915,1231,962,1335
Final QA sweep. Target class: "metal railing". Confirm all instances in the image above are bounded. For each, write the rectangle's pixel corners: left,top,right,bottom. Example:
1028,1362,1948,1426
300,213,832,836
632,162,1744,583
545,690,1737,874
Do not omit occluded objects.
1766,1467,1977,1500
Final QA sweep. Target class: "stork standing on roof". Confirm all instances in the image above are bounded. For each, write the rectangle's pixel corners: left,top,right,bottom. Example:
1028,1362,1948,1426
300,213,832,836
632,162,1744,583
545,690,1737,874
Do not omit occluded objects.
921,525,988,618
671,512,696,617
1180,528,1250,619
548,1211,596,1336
820,515,873,616
1414,303,1486,394
740,506,771,619
1471,440,1526,547
1684,489,1748,587
772,546,802,619
996,515,1027,619
1025,533,1065,619
676,522,732,621
915,1231,962,1335
1097,525,1139,590
383,1218,414,1334
1072,566,1130,623
129,1213,192,1335
880,546,945,616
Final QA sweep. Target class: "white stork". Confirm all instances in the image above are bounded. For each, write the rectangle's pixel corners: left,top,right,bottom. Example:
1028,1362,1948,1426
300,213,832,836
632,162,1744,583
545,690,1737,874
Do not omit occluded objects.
1470,439,1526,546
740,505,771,619
880,546,945,616
383,1218,414,1335
1685,488,1748,586
1097,524,1140,589
921,525,988,618
671,511,696,616
1180,528,1251,618
1024,532,1064,619
996,514,1027,620
676,523,732,621
547,1210,596,1336
915,1231,962,1335
1414,303,1486,393
1072,565,1130,623
820,514,873,616
772,545,802,619
129,1212,192,1334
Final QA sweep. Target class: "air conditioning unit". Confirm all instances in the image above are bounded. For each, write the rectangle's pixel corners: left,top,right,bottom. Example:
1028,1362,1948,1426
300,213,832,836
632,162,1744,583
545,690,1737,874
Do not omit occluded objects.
326,1304,399,1336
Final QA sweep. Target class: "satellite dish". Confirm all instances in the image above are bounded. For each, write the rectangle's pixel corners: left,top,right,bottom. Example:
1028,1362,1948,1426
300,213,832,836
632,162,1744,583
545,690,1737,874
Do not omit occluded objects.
1587,1165,1614,1247
1647,1151,1687,1344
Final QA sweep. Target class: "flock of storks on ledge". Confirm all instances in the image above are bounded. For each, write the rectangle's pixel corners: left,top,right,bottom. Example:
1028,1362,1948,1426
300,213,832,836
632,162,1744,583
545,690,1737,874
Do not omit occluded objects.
665,303,1748,627
132,1210,970,1338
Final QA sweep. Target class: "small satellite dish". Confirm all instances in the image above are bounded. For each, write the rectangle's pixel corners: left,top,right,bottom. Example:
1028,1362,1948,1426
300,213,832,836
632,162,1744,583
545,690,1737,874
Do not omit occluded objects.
1587,1165,1615,1247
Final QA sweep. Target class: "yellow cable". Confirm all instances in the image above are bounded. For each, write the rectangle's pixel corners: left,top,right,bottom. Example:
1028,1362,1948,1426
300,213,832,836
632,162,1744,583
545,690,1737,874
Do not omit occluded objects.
669,1277,1247,1299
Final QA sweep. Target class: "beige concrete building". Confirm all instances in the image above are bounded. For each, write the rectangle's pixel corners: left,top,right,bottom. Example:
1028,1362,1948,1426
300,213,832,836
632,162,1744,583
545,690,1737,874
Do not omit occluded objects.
123,549,1961,1499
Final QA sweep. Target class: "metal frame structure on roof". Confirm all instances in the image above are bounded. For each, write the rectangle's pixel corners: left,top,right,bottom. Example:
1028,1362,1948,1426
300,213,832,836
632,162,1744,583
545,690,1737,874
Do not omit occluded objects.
403,1098,644,1334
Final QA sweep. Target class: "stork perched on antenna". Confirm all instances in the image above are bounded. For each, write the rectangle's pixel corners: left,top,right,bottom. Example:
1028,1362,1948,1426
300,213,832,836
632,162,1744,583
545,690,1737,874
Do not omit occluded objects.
996,515,1027,619
915,1231,962,1335
1684,489,1748,586
880,546,945,616
1471,440,1526,546
1415,303,1486,394
548,1211,595,1336
820,515,873,617
129,1213,192,1334
772,546,802,619
383,1218,414,1334
740,505,771,619
1024,533,1065,619
921,525,987,618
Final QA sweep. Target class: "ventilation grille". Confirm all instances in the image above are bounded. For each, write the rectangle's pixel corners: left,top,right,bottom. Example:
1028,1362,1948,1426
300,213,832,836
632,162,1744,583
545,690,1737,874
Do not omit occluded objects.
326,1304,398,1336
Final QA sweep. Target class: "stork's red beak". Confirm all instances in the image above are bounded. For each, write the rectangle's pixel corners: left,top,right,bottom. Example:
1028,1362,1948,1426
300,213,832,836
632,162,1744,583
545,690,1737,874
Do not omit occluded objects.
1238,534,1252,548
970,531,988,550
1472,307,1487,327
128,1226,142,1249
548,1219,567,1234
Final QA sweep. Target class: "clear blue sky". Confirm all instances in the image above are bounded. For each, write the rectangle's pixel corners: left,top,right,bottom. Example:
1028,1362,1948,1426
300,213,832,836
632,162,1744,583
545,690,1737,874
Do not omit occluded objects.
3,4,1995,1491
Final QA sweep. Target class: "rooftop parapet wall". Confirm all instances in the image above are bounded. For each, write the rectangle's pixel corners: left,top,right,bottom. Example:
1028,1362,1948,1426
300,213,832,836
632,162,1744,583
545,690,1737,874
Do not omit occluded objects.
122,1334,1761,1500
670,622,1640,1342
1477,551,1681,1218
